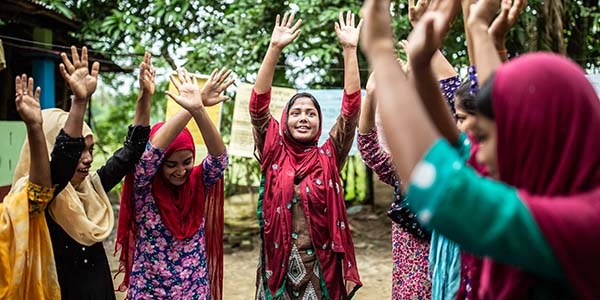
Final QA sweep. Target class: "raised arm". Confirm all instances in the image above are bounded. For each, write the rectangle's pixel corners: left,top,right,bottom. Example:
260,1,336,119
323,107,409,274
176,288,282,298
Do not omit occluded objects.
336,11,363,94
409,0,458,81
489,0,527,62
467,0,503,84
361,0,439,182
254,13,302,94
59,46,99,138
407,0,461,144
358,72,376,134
51,46,98,194
164,68,234,156
96,53,154,191
133,52,154,126
15,75,50,188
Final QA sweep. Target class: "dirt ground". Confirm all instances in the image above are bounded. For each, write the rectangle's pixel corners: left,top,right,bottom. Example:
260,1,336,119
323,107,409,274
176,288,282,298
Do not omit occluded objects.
106,181,395,300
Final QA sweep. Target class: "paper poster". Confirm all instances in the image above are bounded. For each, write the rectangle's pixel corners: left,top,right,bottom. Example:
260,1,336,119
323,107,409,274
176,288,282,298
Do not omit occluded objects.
228,83,296,157
165,74,222,146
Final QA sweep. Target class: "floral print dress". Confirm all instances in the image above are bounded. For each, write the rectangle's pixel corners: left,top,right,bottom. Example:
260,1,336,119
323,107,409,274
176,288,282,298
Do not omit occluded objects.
127,143,227,299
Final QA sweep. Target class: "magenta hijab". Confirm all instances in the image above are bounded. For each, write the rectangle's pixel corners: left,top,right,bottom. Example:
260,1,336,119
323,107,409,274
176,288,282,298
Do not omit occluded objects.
478,53,600,299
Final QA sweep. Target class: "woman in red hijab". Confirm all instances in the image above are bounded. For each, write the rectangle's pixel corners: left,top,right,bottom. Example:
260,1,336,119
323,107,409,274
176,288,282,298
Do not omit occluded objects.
116,68,233,299
361,0,600,299
250,11,363,299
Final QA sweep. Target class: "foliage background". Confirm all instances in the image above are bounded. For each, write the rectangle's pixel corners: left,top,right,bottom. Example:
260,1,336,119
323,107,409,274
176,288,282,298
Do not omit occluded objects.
39,0,600,201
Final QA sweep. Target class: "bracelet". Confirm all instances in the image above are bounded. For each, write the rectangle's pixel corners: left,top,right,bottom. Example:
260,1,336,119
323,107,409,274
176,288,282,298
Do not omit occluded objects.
497,48,508,55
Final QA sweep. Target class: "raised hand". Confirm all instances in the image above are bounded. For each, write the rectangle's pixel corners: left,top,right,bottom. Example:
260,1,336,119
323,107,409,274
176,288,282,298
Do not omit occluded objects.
335,11,363,49
270,12,302,50
489,0,526,48
15,74,42,126
200,67,235,107
59,46,100,101
409,0,430,26
139,52,156,96
166,69,203,112
407,12,447,67
360,0,395,57
468,0,502,27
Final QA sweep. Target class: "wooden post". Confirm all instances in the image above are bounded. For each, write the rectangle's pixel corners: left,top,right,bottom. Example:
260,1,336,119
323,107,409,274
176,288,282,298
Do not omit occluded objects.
32,27,55,109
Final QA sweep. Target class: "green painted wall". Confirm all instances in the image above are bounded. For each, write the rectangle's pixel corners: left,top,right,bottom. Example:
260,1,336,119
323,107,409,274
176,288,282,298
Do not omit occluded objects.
0,121,26,186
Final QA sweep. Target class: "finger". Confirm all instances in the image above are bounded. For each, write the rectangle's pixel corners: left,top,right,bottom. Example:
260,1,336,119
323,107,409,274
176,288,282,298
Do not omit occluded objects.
81,46,89,69
351,12,356,28
216,95,230,104
219,68,232,83
334,22,341,35
281,12,289,27
169,74,182,91
275,14,281,27
165,91,179,101
21,74,28,95
346,11,351,27
286,12,295,28
91,62,100,78
15,75,21,95
408,0,415,11
338,11,345,27
28,77,34,96
144,52,151,65
59,64,71,82
356,18,364,31
71,46,81,68
507,0,522,23
221,78,236,91
61,52,75,74
34,86,41,101
176,68,186,84
209,68,218,82
184,69,192,83
291,19,303,33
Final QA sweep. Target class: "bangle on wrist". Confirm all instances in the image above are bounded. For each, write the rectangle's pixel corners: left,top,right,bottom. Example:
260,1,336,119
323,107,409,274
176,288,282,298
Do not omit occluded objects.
497,48,508,55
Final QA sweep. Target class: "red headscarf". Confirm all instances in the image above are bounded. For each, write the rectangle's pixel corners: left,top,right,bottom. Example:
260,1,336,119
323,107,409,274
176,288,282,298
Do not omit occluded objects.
477,53,600,299
115,122,224,299
256,91,361,299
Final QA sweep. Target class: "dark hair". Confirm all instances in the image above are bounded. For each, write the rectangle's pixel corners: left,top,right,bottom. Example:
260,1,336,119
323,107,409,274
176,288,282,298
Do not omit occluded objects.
455,81,477,115
474,73,495,119
286,92,323,121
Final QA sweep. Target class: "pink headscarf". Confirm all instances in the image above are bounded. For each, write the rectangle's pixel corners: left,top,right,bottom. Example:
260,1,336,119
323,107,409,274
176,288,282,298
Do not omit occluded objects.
478,53,600,299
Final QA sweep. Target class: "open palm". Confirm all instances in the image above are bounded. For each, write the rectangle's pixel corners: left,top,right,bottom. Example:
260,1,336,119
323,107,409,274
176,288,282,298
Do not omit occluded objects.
201,67,235,107
15,74,42,125
335,11,363,48
166,69,204,112
270,12,302,49
59,46,100,101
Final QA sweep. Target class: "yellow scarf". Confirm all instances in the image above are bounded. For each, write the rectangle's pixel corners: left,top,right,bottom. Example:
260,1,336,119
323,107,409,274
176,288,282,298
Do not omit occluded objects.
12,108,114,246
0,167,60,299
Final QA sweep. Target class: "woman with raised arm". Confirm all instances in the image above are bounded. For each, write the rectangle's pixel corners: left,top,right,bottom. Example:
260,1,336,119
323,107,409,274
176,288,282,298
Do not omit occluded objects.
361,0,600,298
251,11,362,300
0,75,64,299
117,68,233,299
11,47,153,300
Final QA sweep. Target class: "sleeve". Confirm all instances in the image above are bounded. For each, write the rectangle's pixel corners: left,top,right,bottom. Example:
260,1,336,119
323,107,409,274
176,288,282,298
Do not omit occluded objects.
202,151,229,187
96,125,150,192
27,181,56,214
133,143,164,208
439,75,462,117
468,65,479,95
357,128,396,187
50,129,85,197
329,89,361,168
406,139,563,279
249,89,274,159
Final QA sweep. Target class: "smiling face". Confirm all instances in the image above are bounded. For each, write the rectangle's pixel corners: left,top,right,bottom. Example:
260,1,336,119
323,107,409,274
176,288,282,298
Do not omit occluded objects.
70,135,94,186
286,97,320,143
161,149,194,186
473,115,499,179
455,108,478,133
